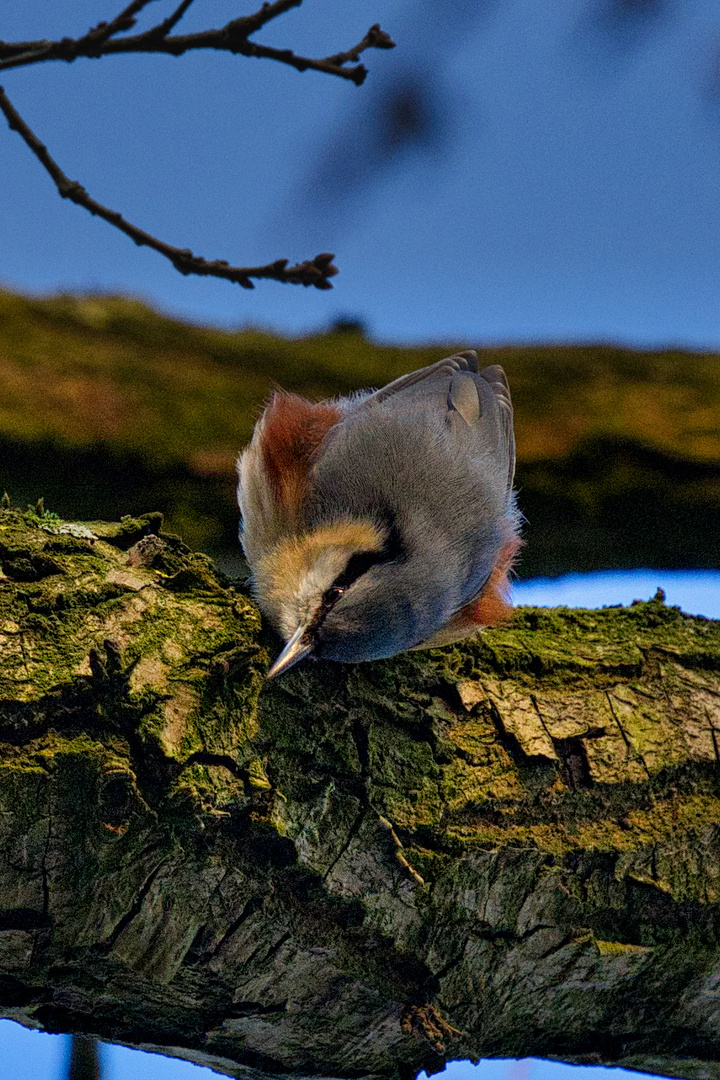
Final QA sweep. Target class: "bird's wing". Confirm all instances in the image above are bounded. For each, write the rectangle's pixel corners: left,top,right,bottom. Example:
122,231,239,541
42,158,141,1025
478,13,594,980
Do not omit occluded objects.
446,363,516,495
355,350,480,409
410,362,519,646
475,364,515,493
355,351,515,499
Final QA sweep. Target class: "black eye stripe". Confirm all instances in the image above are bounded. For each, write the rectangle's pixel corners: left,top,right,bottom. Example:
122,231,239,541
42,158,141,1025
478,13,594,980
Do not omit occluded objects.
316,550,384,619
310,529,405,638
332,550,387,592
303,521,406,643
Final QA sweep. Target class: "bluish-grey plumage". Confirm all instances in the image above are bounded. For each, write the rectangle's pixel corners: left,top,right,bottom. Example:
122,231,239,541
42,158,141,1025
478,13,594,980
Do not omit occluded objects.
303,353,517,661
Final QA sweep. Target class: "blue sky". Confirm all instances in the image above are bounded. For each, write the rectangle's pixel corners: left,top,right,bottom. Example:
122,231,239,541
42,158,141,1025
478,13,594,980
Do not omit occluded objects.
512,568,720,618
3,0,720,346
0,1020,688,1080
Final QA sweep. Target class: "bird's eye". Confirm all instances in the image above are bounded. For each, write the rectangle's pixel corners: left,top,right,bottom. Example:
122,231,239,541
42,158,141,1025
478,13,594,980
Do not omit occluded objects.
318,583,346,618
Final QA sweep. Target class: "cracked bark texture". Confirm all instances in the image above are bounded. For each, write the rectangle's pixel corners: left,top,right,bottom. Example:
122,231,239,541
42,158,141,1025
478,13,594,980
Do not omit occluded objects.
1,507,720,1080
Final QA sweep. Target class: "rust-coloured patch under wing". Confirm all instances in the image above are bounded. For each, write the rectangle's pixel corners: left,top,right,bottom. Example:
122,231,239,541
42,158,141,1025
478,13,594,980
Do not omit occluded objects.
415,535,523,650
258,392,342,516
462,536,523,628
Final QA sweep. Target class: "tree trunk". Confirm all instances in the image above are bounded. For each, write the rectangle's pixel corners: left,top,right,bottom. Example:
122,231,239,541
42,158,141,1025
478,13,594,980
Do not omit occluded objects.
1,507,719,1080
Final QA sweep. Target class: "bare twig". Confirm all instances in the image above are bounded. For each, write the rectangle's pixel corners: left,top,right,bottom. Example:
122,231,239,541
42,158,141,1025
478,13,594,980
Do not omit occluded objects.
323,24,395,68
106,0,161,27
0,40,52,60
91,0,197,45
0,0,394,289
0,1,395,82
228,0,304,37
223,21,394,85
151,0,198,39
0,1,164,66
85,0,163,45
0,85,338,289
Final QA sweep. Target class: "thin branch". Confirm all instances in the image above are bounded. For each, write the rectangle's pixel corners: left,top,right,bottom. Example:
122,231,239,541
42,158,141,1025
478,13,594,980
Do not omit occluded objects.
0,0,164,65
0,85,338,290
323,24,396,68
228,0,304,37
151,0,198,39
0,40,53,60
0,1,395,82
0,44,54,68
105,0,161,26
222,21,395,85
0,1,394,290
85,0,163,44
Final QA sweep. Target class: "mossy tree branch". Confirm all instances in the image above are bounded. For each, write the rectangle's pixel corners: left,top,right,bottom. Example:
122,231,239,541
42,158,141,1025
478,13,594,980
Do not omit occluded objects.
1,507,720,1080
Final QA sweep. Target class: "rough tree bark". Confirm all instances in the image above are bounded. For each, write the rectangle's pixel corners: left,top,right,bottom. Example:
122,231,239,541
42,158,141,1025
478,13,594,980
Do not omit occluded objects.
1,506,719,1080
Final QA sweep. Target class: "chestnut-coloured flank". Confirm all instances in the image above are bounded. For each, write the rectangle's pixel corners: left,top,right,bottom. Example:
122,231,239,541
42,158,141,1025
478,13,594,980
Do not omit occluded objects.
259,392,342,515
459,535,523,627
417,534,522,649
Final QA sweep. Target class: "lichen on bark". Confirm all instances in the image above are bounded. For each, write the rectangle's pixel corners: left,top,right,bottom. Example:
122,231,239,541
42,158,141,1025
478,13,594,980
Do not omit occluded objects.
1,507,720,1080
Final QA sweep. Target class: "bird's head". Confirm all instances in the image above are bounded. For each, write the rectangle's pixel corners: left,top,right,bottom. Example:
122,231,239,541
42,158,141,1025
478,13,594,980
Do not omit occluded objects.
253,517,411,677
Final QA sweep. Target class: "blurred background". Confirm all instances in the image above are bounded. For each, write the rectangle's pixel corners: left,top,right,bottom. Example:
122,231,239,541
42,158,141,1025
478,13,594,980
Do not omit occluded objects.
1,0,720,1076
5,0,720,347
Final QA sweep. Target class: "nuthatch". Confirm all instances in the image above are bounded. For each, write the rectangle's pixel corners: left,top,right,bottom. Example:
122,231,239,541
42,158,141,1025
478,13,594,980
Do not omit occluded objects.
237,351,521,678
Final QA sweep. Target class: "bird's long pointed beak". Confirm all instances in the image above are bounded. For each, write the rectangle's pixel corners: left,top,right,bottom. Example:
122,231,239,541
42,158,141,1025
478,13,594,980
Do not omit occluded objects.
266,625,314,680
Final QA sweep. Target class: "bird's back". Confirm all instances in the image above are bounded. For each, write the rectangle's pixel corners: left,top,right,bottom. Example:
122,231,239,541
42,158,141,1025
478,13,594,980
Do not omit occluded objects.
306,353,518,624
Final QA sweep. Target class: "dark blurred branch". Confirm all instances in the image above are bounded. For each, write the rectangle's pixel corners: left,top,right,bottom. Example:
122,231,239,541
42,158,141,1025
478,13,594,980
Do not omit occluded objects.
0,85,338,289
0,1,395,84
68,1036,101,1080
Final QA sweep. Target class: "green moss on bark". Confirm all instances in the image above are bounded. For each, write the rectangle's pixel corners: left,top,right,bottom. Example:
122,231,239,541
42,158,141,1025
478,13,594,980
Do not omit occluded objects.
1,508,720,1079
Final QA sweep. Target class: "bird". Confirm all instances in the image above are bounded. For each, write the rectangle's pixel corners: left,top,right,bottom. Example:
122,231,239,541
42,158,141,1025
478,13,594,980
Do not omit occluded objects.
237,350,521,679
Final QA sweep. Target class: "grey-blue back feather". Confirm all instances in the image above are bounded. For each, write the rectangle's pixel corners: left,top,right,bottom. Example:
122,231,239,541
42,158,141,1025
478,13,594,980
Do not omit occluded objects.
304,353,518,661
